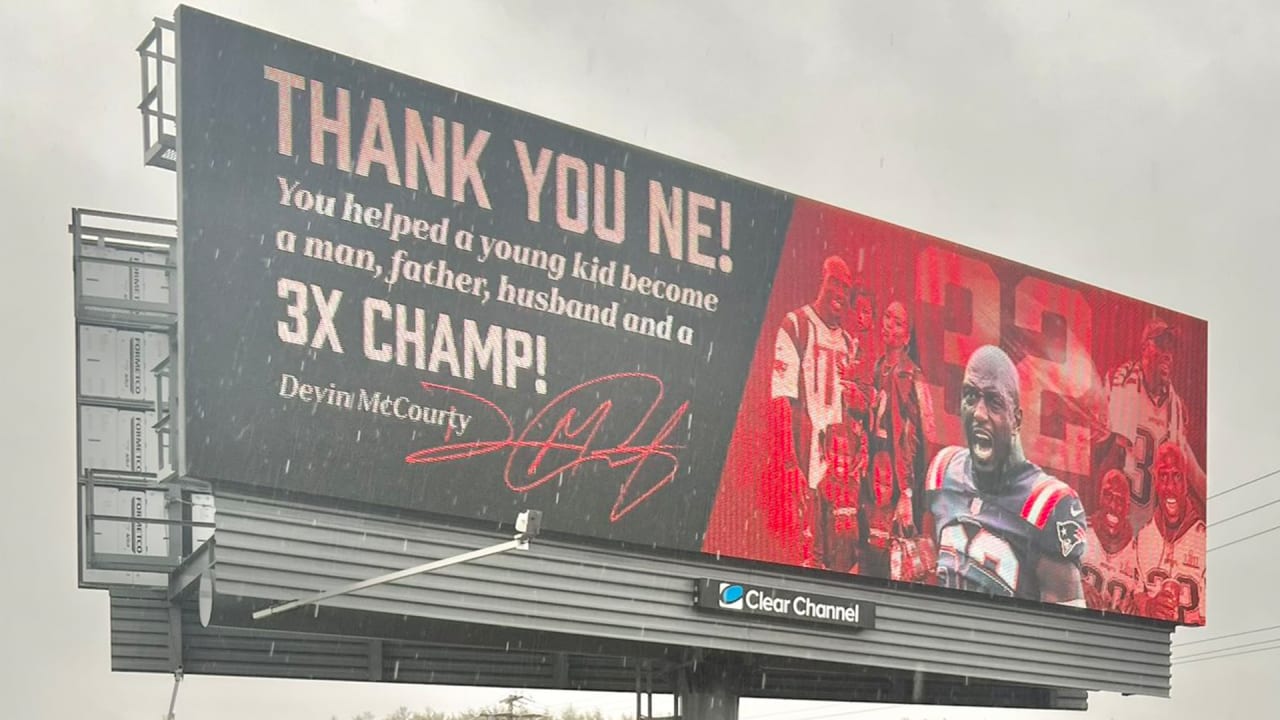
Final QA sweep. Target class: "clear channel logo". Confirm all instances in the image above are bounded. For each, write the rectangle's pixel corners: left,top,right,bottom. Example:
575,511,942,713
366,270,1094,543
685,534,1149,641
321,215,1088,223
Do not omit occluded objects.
718,582,745,609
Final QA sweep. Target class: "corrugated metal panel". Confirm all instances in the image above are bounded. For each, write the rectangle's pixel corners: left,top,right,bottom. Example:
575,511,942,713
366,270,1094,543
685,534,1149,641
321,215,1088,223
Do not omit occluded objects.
108,589,172,673
108,588,1086,709
183,632,373,681
382,644,560,686
209,495,1169,697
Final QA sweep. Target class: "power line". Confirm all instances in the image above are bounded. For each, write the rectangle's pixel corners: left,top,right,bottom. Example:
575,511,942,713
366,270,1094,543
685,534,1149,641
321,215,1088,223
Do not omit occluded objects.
1208,522,1280,553
1176,636,1280,662
1176,623,1280,647
1210,495,1280,527
1209,468,1280,500
1173,642,1280,666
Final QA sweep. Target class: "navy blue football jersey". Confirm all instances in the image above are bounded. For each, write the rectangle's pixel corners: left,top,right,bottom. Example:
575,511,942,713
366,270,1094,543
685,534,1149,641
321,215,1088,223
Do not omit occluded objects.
925,446,1088,600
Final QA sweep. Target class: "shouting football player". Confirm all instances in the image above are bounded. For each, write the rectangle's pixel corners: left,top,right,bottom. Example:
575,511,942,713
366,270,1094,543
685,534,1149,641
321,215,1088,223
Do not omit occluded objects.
1080,469,1143,613
924,345,1088,605
1135,442,1206,624
764,255,865,571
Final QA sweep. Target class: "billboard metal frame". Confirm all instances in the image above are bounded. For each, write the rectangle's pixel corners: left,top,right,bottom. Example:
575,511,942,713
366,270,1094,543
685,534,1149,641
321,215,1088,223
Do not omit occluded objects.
167,2,1208,628
137,17,177,171
67,7,1200,716
70,208,215,585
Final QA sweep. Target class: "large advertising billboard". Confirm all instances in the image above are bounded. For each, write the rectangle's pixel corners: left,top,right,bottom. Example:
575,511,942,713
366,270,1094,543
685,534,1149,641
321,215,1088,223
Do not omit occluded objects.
177,7,1207,625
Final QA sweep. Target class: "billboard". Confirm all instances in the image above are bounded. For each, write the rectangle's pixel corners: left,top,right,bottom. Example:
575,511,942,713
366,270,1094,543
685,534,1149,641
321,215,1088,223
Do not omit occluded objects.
177,7,1207,625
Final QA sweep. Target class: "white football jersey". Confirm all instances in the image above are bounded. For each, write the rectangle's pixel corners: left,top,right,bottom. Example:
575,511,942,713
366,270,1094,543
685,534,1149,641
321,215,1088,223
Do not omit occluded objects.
1106,362,1199,530
1081,526,1143,613
1136,518,1207,625
772,305,854,489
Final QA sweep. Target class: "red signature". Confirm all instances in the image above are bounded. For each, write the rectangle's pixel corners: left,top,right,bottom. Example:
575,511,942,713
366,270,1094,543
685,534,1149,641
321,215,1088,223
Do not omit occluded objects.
404,373,689,521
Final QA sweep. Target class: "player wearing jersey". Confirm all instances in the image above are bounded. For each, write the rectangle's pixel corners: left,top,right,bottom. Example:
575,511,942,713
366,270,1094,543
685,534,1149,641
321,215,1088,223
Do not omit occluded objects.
924,345,1088,605
861,452,896,577
1099,318,1206,534
1081,469,1143,613
764,255,866,571
870,300,931,534
1136,442,1207,625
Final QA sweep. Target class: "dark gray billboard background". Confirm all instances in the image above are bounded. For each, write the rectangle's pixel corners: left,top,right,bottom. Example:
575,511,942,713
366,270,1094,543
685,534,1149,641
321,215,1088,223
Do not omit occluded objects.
179,7,795,549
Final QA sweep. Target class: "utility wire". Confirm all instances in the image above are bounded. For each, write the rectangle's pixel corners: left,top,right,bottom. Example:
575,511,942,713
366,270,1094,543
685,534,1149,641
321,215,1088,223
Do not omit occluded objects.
1208,523,1280,553
1210,496,1280,527
1176,636,1280,662
1176,623,1280,647
1208,468,1280,500
1173,642,1280,666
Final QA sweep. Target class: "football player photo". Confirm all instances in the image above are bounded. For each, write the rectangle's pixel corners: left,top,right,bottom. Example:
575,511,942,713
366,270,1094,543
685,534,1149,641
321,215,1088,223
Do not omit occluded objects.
925,345,1088,606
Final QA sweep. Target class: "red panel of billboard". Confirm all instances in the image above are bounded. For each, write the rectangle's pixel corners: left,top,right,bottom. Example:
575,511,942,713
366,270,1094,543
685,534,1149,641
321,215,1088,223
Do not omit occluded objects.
177,7,1207,625
702,201,1207,625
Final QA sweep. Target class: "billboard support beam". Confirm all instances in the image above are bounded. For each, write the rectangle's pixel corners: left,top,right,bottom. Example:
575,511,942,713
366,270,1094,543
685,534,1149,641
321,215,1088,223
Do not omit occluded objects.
167,603,182,669
251,510,542,621
168,536,214,602
164,668,183,720
164,602,185,718
679,652,743,720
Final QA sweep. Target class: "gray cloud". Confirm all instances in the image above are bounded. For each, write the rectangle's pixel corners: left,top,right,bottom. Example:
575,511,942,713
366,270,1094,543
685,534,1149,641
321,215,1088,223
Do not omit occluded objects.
3,1,1276,718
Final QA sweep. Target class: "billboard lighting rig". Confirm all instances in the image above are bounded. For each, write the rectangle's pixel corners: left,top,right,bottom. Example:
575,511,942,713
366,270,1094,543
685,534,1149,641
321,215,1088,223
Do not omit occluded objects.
252,510,542,621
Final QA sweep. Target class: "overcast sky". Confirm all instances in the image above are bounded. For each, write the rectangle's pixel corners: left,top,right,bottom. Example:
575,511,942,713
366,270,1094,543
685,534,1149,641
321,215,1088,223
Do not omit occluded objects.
3,1,1278,718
